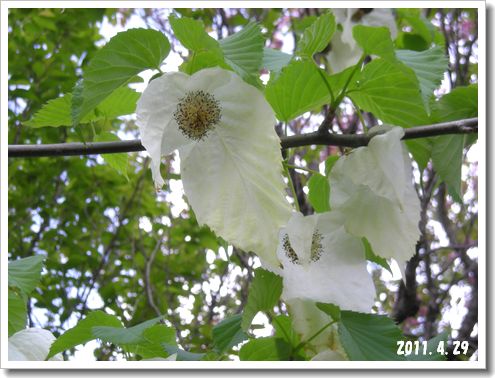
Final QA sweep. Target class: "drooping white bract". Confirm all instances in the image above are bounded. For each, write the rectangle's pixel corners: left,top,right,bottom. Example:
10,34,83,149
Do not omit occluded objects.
136,67,292,269
276,212,375,312
328,8,398,73
329,126,421,273
8,328,63,361
287,298,347,358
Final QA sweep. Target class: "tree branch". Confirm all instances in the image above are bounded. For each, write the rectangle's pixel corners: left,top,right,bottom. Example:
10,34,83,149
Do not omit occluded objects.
8,118,478,158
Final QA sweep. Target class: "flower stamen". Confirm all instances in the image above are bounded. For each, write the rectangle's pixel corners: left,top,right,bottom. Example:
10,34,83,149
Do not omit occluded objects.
173,90,221,140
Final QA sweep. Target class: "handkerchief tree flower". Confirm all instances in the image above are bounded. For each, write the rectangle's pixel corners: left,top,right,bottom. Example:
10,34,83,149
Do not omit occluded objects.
329,126,421,273
136,67,292,269
276,212,376,312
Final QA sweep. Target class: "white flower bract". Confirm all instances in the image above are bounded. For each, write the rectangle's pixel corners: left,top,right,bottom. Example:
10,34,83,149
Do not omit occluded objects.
136,68,292,268
8,328,63,361
328,8,398,73
329,126,421,273
276,212,375,312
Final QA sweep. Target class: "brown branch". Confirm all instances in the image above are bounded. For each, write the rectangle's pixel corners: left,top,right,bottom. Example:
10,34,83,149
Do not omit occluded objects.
8,118,478,158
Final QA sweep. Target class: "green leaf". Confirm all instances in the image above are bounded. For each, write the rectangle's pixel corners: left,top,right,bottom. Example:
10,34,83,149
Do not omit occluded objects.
405,138,433,172
72,28,170,125
430,85,477,201
316,302,341,321
24,96,72,128
92,316,163,346
362,237,392,274
212,314,248,354
219,22,264,87
239,337,291,361
95,132,129,180
431,84,478,122
47,310,123,359
27,87,140,128
262,47,292,74
406,332,449,361
431,135,465,202
272,315,301,348
8,255,44,295
180,49,229,75
352,25,396,62
265,59,331,122
241,268,283,330
348,58,429,127
162,344,205,361
297,12,336,58
324,155,339,176
338,310,405,361
8,290,26,336
134,324,177,359
169,15,219,52
396,46,448,114
307,173,330,213
95,86,141,119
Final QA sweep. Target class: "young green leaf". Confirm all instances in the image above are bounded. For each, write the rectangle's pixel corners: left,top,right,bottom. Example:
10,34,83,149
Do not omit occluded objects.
92,316,163,345
241,268,283,330
169,15,219,52
431,135,465,202
95,132,129,180
72,28,170,125
307,173,330,213
265,59,332,122
8,290,27,336
262,47,292,74
348,58,429,127
162,344,205,361
8,255,44,295
27,87,140,128
239,337,291,361
297,12,336,58
338,310,405,360
47,310,123,359
272,315,301,348
430,84,477,202
396,46,448,114
316,302,341,321
352,25,396,62
212,314,248,354
133,324,177,360
362,237,392,273
219,22,264,87
405,138,433,172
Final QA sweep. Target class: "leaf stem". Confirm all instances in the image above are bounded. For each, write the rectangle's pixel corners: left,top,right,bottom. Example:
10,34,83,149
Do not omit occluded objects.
317,68,334,105
293,320,336,353
332,54,365,108
283,159,300,212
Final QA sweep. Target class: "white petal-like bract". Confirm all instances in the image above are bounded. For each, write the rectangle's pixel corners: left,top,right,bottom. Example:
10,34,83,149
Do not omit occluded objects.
8,328,63,361
137,68,292,268
277,212,375,312
330,127,421,272
328,8,398,73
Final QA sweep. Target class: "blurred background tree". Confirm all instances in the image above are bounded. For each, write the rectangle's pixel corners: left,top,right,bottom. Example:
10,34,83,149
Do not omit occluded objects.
7,8,478,360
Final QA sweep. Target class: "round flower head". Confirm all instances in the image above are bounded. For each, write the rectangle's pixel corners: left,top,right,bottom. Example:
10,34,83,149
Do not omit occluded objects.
276,212,376,313
329,126,421,275
136,68,292,269
8,328,63,361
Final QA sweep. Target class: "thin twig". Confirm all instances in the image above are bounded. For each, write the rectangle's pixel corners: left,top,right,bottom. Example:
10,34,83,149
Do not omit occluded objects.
8,118,478,158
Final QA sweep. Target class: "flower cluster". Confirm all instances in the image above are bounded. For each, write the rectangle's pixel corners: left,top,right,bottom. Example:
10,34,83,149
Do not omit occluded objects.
137,66,420,360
